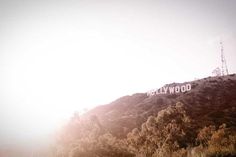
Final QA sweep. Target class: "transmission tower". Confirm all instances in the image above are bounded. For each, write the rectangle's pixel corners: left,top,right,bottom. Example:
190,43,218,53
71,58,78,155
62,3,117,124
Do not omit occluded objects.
220,41,229,76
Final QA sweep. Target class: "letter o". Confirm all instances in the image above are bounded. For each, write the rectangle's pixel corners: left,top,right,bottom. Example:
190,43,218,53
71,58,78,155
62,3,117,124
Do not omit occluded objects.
175,86,180,93
186,84,191,91
181,85,186,92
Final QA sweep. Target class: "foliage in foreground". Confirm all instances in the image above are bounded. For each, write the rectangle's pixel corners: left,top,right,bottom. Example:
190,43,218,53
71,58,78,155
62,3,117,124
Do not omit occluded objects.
54,102,236,157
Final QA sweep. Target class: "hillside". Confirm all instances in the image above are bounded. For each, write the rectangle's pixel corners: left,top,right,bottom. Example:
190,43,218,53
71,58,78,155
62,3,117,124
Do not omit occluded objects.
83,74,236,138
55,74,236,157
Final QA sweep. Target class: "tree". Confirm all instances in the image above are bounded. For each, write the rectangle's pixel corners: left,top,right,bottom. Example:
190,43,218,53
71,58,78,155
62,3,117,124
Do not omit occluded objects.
127,102,192,157
197,124,236,156
69,133,134,157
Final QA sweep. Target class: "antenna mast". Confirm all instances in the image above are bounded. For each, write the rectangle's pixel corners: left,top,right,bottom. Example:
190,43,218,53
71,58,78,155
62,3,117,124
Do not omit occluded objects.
220,41,229,75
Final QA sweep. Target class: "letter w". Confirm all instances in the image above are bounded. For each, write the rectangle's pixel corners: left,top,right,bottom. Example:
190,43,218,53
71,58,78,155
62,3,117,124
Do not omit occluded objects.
169,87,175,94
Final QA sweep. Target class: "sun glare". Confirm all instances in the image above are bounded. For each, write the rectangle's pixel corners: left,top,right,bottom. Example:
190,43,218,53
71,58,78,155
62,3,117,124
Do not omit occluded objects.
0,0,236,148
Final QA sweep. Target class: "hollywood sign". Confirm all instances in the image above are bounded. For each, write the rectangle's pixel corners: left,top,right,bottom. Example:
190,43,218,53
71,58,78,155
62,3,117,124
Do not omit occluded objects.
147,83,192,96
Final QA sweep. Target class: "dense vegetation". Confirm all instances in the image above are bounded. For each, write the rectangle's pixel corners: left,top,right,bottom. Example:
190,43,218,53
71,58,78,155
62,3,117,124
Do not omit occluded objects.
53,74,236,157
54,102,236,157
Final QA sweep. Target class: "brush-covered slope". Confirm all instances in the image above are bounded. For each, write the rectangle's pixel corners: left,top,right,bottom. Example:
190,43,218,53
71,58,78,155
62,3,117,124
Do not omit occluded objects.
83,74,236,138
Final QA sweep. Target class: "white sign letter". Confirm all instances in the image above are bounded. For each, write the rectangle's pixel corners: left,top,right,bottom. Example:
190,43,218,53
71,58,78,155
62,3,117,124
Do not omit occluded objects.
186,83,191,91
175,86,180,93
181,85,186,92
169,87,175,94
163,87,168,94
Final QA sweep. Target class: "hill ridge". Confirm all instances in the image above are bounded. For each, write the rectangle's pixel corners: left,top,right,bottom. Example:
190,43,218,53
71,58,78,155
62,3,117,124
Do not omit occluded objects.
83,74,236,138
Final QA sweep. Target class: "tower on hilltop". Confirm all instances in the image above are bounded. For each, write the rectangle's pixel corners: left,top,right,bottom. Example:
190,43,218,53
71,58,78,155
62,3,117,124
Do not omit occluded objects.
220,41,229,76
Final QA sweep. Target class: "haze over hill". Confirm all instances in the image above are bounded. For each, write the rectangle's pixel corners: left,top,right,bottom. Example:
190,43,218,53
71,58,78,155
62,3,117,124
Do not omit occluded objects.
1,0,236,156
51,74,236,157
81,74,236,138
1,0,236,145
1,74,236,157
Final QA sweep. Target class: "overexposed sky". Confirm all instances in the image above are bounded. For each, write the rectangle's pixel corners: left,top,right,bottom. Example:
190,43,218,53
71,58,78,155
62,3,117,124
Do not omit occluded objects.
0,0,236,146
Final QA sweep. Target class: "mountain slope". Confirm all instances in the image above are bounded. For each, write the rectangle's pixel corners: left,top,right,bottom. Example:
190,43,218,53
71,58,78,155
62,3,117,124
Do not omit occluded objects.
54,74,236,157
83,74,236,138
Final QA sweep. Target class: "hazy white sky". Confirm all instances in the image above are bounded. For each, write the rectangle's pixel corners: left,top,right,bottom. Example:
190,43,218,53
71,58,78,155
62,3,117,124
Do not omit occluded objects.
0,0,236,146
